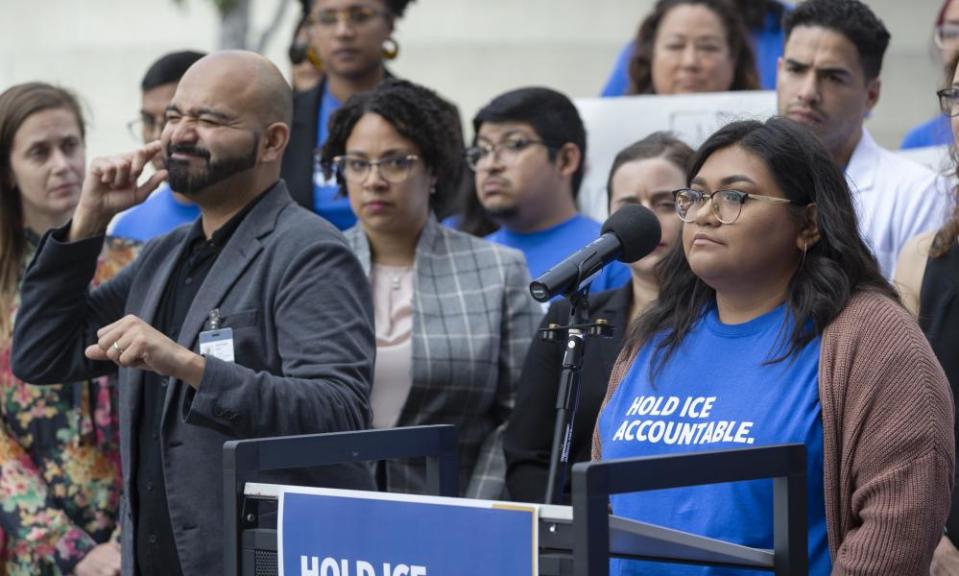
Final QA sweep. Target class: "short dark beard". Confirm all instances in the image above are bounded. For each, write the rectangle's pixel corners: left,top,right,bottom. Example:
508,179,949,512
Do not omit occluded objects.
166,133,259,196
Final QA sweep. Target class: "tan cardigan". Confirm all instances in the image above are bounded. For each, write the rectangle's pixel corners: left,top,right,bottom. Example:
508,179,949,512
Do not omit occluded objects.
593,291,954,574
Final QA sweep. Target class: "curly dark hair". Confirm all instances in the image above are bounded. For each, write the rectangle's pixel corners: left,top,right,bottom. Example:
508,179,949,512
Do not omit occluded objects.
624,117,896,378
783,0,890,80
320,78,464,211
627,0,759,95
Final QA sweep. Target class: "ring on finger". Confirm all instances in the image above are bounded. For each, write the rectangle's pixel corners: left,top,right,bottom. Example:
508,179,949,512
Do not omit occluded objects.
112,341,124,355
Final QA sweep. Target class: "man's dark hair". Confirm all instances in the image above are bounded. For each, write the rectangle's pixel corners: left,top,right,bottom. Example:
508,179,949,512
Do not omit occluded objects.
783,0,890,80
472,87,587,199
320,78,464,210
141,51,207,92
625,117,896,379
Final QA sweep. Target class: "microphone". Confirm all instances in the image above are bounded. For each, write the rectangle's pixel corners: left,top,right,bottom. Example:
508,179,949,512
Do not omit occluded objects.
529,204,662,302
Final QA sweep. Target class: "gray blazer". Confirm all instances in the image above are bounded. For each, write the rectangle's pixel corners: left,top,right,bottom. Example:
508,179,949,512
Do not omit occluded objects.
346,218,542,499
11,182,376,576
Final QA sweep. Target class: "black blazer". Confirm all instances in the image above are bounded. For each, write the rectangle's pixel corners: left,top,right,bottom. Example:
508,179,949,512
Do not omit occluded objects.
504,285,632,503
282,79,326,210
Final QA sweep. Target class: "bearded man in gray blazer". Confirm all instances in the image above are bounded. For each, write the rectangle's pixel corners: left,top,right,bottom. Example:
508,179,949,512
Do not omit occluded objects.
11,51,375,576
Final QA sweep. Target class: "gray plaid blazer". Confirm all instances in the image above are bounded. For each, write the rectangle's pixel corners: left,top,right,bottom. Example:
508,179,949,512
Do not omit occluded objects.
345,217,542,499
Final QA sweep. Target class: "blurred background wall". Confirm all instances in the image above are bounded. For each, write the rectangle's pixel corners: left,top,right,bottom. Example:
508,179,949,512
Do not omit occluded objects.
0,0,945,160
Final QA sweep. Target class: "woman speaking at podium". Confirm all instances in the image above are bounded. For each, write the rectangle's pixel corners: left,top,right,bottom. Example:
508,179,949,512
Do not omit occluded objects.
319,79,541,499
593,117,953,574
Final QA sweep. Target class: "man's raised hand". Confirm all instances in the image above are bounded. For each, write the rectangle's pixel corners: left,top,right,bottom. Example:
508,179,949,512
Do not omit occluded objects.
69,141,168,241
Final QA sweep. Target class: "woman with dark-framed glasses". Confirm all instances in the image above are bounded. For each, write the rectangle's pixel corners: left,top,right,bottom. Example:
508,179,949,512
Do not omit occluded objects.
902,0,959,149
594,117,953,575
895,49,959,576
319,78,542,498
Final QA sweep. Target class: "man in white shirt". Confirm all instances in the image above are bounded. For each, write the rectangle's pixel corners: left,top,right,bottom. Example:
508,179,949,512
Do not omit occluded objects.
776,0,950,278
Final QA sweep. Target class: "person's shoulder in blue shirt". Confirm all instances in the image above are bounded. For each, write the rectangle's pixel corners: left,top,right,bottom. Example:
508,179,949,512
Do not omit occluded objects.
111,183,200,242
901,114,954,149
485,214,630,296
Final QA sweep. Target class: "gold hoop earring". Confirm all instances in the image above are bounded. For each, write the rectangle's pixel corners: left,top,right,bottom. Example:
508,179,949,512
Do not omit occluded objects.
382,37,400,60
306,47,324,72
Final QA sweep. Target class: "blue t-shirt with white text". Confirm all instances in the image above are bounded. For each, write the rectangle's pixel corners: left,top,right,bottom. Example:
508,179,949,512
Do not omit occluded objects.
597,303,830,575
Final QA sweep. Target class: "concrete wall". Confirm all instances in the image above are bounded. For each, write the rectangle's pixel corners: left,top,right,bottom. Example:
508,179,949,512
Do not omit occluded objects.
0,0,945,160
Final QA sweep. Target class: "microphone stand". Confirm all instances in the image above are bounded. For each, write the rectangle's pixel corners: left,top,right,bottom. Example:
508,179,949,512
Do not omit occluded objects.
542,285,612,505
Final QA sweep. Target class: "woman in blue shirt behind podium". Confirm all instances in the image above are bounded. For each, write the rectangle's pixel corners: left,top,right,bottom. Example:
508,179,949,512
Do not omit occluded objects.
593,117,952,574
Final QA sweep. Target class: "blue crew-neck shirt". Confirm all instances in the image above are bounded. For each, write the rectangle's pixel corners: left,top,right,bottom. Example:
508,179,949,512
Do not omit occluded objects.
313,84,357,230
111,183,200,242
597,303,830,575
485,214,631,297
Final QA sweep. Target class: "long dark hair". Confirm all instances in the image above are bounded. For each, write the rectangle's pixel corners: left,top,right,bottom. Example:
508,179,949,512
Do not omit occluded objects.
0,82,86,339
624,117,897,375
932,50,959,258
628,0,759,94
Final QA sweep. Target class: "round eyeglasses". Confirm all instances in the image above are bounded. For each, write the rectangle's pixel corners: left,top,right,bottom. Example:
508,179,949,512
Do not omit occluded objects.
672,188,796,224
332,154,420,184
464,137,554,171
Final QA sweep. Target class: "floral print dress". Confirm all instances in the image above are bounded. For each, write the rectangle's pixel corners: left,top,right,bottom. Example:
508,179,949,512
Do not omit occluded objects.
0,234,139,576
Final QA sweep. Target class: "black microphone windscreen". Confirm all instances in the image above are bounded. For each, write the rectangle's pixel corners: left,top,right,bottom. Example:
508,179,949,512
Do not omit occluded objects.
601,204,662,263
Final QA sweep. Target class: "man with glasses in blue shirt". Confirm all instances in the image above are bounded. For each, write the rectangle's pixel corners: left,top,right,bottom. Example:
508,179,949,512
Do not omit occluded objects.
469,87,630,301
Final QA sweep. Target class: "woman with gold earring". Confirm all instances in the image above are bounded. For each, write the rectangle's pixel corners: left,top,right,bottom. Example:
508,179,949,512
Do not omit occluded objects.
282,0,421,230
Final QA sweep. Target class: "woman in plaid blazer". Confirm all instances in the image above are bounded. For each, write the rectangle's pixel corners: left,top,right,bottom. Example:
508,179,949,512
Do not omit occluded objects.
320,79,542,499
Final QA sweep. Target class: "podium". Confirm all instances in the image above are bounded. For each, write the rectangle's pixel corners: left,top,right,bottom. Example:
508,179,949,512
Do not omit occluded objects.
223,425,460,576
224,429,807,576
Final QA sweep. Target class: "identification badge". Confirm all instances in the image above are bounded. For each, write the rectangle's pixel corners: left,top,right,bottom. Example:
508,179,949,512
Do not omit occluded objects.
199,328,235,362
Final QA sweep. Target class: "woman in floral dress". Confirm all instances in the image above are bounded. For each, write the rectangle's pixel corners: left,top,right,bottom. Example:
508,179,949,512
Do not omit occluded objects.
0,83,141,576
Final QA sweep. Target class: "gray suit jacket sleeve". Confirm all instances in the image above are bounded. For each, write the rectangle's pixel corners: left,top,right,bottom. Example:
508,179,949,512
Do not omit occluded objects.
182,237,373,436
466,247,540,498
11,228,136,383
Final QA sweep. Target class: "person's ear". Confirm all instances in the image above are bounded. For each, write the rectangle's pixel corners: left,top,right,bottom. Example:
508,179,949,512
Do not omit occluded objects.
556,142,582,179
865,77,881,113
260,122,290,163
795,202,821,252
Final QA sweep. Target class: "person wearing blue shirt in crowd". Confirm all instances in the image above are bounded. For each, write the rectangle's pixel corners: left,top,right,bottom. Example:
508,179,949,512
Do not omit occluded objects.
281,0,416,229
112,51,204,241
468,87,630,298
595,117,952,575
601,0,780,96
901,0,959,149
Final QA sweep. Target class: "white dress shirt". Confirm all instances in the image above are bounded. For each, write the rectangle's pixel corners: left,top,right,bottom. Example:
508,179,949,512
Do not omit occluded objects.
844,128,952,278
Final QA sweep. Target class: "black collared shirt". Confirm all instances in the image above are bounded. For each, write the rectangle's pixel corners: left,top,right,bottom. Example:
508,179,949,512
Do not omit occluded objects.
134,192,266,576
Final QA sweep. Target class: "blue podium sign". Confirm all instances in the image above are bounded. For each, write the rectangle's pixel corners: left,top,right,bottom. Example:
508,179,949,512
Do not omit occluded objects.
277,487,538,576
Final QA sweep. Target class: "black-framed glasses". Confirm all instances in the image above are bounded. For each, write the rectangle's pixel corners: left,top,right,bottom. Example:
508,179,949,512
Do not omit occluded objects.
307,5,387,28
332,154,420,184
939,87,959,117
672,188,795,224
465,137,554,171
